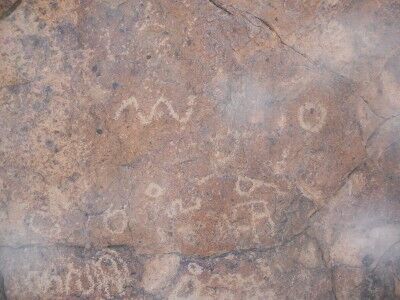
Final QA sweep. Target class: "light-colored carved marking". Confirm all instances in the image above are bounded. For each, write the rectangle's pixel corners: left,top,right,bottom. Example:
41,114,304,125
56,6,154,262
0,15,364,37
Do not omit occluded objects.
145,182,164,198
114,96,138,120
167,197,202,218
235,175,279,197
25,270,64,297
187,263,203,275
93,249,130,297
211,131,240,166
296,179,324,206
114,95,196,125
24,250,130,298
193,174,215,185
273,148,289,175
27,211,61,237
103,206,128,234
65,262,84,295
138,96,195,125
298,102,327,133
231,201,275,243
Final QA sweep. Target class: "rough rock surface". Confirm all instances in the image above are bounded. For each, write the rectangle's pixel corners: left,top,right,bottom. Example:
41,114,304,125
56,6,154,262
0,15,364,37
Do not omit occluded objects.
0,0,399,299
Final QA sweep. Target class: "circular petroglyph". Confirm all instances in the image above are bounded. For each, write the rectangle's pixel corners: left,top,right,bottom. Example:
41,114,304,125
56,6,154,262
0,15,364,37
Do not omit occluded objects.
298,102,327,133
145,182,164,198
103,208,128,234
235,176,255,196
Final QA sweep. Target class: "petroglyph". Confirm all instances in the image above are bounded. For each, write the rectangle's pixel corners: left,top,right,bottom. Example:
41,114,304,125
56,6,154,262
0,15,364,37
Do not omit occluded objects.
167,197,202,218
192,174,216,185
138,96,195,125
23,270,64,298
210,131,240,165
231,201,275,242
187,263,203,276
21,250,130,298
89,249,130,297
235,175,280,197
103,206,128,234
114,96,137,120
145,182,164,198
114,95,196,125
2,1,400,299
274,149,289,175
26,211,61,237
298,102,327,133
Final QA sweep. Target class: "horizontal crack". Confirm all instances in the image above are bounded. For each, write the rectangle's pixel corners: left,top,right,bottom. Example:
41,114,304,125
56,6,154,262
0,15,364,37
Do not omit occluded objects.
0,226,310,260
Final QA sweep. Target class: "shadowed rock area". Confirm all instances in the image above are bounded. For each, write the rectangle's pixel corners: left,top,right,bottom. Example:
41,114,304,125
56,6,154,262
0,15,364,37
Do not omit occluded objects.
0,0,399,299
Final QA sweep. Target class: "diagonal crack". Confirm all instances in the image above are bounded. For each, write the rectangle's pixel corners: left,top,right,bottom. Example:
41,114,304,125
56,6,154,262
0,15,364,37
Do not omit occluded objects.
205,0,352,80
248,13,351,80
360,96,386,120
252,15,317,66
207,0,232,15
309,234,338,300
366,113,400,148
205,0,316,65
0,0,22,21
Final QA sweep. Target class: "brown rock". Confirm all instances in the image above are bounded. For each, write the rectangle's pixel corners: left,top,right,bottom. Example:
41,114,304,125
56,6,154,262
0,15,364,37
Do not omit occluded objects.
0,0,399,298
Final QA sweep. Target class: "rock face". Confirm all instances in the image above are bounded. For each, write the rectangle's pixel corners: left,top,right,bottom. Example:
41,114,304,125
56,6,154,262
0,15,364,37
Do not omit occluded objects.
0,0,399,299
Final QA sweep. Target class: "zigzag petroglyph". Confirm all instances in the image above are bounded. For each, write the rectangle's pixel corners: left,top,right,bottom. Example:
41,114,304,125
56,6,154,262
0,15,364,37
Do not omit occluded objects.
114,95,196,125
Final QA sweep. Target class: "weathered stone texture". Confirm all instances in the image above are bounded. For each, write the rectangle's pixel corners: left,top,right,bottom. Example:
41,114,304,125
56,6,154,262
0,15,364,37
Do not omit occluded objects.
0,0,399,299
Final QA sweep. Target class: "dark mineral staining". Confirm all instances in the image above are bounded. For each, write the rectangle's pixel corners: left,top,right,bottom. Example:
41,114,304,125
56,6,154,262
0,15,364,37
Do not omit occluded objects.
67,172,81,182
0,0,22,20
49,1,58,10
112,82,119,90
55,22,81,50
44,139,58,153
91,65,101,77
